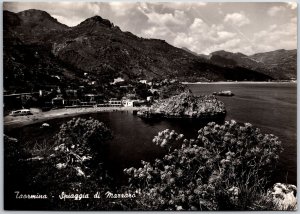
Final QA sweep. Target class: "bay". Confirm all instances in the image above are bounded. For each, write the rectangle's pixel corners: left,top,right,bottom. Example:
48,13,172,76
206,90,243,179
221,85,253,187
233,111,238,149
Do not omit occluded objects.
5,82,297,185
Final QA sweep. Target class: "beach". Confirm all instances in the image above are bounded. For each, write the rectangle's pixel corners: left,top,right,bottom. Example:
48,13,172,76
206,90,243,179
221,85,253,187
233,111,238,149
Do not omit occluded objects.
4,106,142,128
181,81,296,85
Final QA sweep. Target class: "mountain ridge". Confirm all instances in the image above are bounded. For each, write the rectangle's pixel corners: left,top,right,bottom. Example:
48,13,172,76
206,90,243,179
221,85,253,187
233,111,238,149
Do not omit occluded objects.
208,49,296,80
3,9,296,92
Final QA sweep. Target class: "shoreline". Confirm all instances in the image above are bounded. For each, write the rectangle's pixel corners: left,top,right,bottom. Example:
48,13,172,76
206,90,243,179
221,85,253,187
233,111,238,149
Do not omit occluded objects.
181,81,297,85
4,106,142,128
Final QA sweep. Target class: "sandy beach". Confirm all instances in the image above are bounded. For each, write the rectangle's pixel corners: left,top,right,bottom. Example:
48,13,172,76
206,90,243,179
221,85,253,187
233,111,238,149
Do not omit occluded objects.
181,81,296,85
4,106,142,128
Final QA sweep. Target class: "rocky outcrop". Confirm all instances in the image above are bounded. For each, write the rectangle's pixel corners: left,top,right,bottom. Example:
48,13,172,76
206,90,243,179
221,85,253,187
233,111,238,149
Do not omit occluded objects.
137,91,226,119
268,183,297,210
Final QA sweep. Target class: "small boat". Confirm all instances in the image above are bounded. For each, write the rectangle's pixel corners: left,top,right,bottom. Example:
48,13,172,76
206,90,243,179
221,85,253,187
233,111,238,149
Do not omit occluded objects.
213,91,234,96
40,123,50,128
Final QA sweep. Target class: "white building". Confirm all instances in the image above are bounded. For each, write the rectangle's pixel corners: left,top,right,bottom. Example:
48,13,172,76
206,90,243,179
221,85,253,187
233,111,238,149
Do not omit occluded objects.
122,99,136,107
109,98,122,106
147,96,153,102
111,77,125,85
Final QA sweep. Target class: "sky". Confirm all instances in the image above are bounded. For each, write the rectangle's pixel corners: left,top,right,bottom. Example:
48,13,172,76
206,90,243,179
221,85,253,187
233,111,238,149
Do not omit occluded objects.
3,2,297,55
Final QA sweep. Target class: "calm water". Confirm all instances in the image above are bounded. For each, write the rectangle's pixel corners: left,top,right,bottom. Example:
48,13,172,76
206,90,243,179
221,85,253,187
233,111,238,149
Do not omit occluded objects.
189,82,297,185
5,83,297,185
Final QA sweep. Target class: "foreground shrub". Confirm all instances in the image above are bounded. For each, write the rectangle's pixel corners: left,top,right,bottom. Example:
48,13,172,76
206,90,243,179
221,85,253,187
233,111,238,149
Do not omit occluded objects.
124,120,283,210
30,117,114,209
51,117,112,176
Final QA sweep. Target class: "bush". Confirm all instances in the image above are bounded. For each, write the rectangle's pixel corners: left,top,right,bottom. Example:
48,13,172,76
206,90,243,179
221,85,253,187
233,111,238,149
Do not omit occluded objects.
124,120,283,211
30,117,113,210
48,117,112,177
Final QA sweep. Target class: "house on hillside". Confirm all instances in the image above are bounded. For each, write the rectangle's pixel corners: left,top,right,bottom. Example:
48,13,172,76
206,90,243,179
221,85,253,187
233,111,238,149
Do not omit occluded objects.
65,89,78,98
52,95,65,107
111,77,125,85
139,80,147,84
147,96,154,102
65,99,81,106
122,99,136,107
79,94,97,106
109,98,122,106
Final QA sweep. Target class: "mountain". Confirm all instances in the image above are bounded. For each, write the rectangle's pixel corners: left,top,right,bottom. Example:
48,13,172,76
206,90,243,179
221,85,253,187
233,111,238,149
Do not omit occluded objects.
209,49,296,80
250,49,297,80
4,9,286,92
4,9,69,44
181,47,210,60
181,47,200,56
3,10,81,92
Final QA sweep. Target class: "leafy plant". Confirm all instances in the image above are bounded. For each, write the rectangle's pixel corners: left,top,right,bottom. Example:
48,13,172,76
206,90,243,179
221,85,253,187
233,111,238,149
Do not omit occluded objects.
29,117,114,209
124,120,283,210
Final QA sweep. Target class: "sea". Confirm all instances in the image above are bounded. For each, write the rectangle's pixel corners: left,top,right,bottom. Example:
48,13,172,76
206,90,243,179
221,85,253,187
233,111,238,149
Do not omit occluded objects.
5,82,297,186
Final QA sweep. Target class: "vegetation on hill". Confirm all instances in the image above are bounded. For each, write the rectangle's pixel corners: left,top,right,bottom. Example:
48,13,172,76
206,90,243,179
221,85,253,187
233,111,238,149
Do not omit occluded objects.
209,49,296,80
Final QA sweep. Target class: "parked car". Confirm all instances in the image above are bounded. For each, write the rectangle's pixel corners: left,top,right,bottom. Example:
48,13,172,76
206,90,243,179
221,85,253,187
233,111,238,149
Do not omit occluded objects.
9,109,32,116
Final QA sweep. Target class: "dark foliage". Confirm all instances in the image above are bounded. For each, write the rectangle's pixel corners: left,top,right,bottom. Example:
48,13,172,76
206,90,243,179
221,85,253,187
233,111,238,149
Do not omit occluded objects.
124,121,283,210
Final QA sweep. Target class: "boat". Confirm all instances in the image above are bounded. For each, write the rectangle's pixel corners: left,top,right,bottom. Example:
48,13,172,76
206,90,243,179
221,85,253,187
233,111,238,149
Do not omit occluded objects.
212,91,234,96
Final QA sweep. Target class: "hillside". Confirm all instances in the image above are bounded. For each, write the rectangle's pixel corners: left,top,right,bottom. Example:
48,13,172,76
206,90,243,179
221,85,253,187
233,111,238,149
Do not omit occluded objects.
250,49,297,80
4,9,289,93
209,49,296,80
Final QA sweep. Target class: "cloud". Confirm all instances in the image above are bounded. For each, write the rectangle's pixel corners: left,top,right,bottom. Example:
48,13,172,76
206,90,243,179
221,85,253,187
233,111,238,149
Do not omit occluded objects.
142,26,175,40
136,3,190,31
160,2,206,11
252,18,297,52
267,6,285,16
224,12,250,27
51,14,83,27
137,4,191,37
287,2,297,10
145,10,189,27
217,31,237,40
108,2,138,16
173,18,242,54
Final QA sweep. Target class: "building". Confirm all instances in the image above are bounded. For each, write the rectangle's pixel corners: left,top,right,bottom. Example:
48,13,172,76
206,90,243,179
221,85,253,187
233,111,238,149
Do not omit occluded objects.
65,89,78,97
65,99,81,106
52,95,65,107
4,92,39,110
147,96,153,102
111,77,125,85
122,99,136,107
109,98,122,106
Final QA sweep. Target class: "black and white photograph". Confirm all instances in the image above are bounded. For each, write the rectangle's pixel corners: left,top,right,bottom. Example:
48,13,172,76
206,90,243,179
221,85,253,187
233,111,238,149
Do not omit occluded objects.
3,1,297,211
